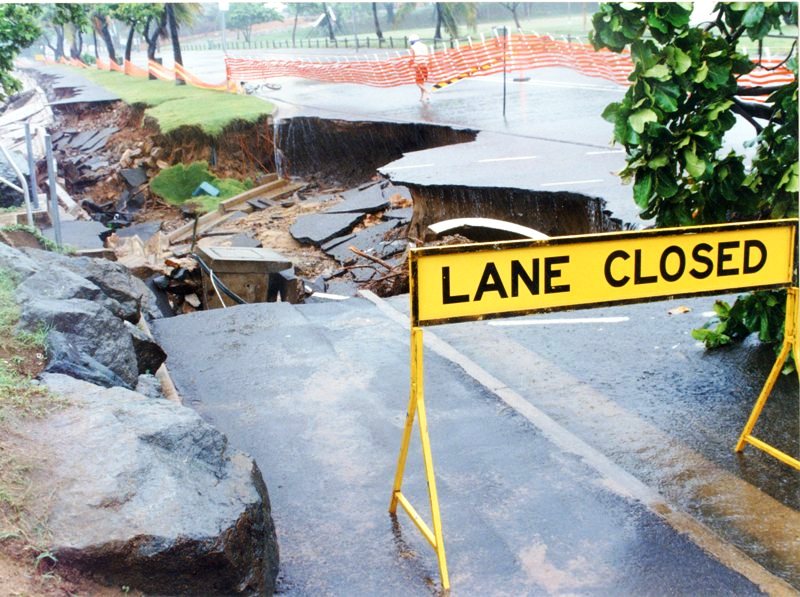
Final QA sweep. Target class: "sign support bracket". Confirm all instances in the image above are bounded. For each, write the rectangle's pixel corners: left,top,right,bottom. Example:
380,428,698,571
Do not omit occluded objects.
735,286,800,470
389,326,450,592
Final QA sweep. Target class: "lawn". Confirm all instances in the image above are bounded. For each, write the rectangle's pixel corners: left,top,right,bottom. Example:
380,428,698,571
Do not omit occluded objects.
79,68,275,137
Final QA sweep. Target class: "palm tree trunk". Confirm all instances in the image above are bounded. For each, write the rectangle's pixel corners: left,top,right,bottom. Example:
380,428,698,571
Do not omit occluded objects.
372,3,383,40
292,7,299,47
434,3,443,40
166,3,185,85
124,24,135,63
322,3,335,41
99,16,117,63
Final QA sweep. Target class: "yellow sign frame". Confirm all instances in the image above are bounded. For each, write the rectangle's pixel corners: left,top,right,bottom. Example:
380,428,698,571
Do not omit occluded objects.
390,219,798,592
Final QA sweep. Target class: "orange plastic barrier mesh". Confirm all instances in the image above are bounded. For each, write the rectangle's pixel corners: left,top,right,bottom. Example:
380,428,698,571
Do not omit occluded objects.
225,34,795,96
124,59,149,78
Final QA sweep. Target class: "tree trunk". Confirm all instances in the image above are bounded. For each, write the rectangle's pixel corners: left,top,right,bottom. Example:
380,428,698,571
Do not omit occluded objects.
512,6,522,30
70,26,83,59
292,8,298,47
166,4,185,85
55,25,65,60
92,26,98,58
434,4,443,41
124,24,135,62
323,3,336,41
99,16,117,63
144,16,158,79
384,2,395,26
372,3,383,40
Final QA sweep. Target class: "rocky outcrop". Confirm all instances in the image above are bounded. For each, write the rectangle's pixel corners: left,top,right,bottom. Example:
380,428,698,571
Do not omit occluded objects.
21,247,163,321
0,243,165,389
30,373,279,595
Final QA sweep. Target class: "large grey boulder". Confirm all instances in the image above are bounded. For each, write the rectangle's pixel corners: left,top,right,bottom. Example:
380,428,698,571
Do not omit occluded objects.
0,241,41,279
21,248,163,321
19,298,139,388
30,374,279,595
16,267,127,320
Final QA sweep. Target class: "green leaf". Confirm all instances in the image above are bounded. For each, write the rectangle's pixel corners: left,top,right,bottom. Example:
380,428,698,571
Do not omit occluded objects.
743,3,766,27
643,64,671,80
683,148,706,178
779,161,799,192
707,100,733,120
670,47,692,75
653,82,681,112
693,62,709,83
647,154,669,169
633,172,653,208
655,169,679,198
629,108,658,133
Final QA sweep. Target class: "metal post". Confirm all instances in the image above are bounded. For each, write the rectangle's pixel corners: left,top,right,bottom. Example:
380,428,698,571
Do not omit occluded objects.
24,122,39,209
0,143,33,227
44,134,62,248
502,26,508,119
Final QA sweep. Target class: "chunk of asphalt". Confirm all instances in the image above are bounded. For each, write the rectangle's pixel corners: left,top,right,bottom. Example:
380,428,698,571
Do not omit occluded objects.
120,167,148,188
290,212,365,247
383,207,413,222
41,221,108,250
323,184,389,215
114,221,163,243
322,220,402,264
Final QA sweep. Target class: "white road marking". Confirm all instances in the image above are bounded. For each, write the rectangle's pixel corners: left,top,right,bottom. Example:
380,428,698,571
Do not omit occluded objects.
478,155,538,163
585,149,624,155
540,178,603,187
488,317,629,326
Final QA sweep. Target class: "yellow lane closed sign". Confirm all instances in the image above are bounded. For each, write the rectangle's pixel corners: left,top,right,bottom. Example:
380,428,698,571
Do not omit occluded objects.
410,219,797,327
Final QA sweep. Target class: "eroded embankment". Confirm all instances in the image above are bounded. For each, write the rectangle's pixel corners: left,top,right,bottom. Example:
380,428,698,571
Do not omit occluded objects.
275,116,622,237
274,117,477,187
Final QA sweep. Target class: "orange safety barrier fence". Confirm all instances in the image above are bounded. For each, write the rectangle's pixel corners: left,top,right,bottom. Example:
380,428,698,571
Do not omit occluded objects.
225,33,795,98
174,63,237,92
148,59,175,82
124,59,149,78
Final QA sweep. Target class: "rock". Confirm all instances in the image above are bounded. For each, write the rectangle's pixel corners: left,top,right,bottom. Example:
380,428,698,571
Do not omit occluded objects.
21,248,163,321
0,241,41,279
20,298,139,387
135,373,164,399
16,268,126,321
123,321,167,375
43,330,132,389
31,373,279,596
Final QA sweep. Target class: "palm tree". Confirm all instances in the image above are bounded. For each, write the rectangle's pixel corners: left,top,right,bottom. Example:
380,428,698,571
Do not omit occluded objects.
372,3,384,41
165,4,184,85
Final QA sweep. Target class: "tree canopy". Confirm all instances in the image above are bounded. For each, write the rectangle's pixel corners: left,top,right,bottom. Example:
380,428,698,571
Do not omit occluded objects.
0,4,42,101
591,2,798,354
227,3,282,43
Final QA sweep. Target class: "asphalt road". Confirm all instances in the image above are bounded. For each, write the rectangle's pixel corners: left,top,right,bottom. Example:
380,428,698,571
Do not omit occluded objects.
153,293,798,595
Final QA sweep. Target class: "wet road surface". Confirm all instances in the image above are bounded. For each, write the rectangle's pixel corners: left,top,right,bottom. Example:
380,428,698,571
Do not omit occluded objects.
153,294,798,595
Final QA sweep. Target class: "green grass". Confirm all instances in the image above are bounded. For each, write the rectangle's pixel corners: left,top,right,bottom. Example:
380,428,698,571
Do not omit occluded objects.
78,68,275,137
0,269,56,422
150,161,252,212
